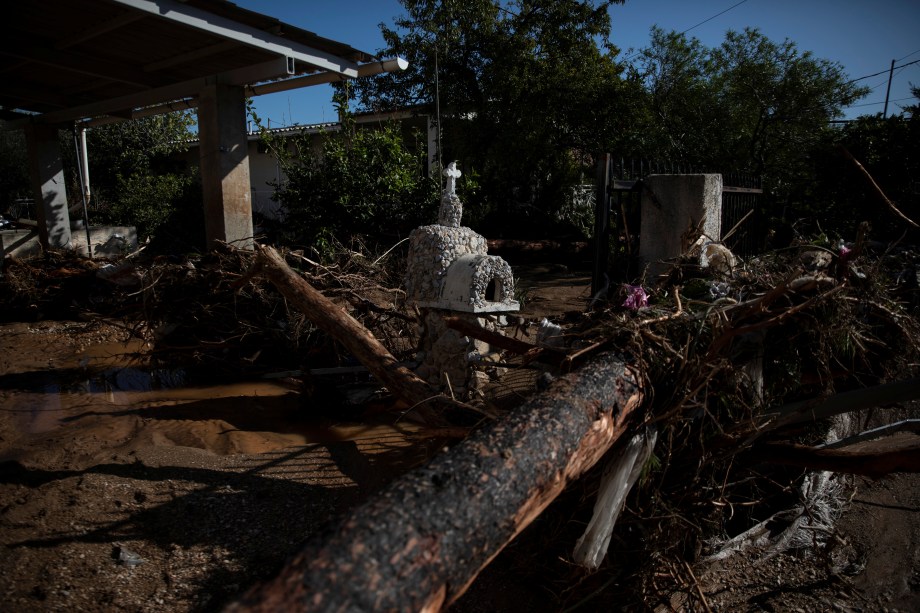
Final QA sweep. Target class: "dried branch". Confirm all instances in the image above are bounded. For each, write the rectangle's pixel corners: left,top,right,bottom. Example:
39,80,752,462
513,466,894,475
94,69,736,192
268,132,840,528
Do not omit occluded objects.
839,145,920,229
746,439,920,478
749,377,920,443
253,244,474,417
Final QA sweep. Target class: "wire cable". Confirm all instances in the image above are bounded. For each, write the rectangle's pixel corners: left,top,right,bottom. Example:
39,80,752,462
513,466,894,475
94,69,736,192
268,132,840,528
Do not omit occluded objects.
618,0,752,64
679,0,751,36
848,58,920,84
846,95,915,109
896,48,920,62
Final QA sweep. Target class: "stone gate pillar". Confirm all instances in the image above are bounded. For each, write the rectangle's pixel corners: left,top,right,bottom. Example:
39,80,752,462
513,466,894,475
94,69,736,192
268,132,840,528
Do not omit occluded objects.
640,174,722,278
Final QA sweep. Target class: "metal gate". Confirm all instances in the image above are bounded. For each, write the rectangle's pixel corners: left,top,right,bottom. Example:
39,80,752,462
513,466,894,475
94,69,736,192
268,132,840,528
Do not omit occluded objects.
592,155,762,295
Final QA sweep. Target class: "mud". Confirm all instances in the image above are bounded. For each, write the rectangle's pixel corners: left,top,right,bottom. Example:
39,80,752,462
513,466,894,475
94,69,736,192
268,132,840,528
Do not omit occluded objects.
0,320,446,611
1,267,918,612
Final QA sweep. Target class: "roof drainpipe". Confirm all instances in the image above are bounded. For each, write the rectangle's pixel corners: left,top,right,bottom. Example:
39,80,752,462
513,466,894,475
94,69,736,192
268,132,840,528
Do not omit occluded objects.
80,126,91,205
72,125,93,258
248,56,409,97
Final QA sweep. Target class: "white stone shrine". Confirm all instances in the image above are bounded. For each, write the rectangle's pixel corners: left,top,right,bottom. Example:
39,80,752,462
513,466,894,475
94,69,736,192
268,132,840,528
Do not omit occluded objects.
406,162,520,313
405,162,520,397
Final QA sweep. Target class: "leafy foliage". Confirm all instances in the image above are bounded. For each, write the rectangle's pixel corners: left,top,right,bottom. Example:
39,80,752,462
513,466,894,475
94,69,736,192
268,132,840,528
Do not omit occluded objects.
80,112,200,244
256,95,438,256
346,0,634,235
631,27,868,201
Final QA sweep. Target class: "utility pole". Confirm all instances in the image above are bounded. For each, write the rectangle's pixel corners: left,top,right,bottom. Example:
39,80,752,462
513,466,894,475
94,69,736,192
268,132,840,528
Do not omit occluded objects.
883,59,896,118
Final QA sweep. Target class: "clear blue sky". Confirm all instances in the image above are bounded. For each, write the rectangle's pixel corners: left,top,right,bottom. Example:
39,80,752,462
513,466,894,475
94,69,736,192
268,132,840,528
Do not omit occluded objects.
234,0,920,127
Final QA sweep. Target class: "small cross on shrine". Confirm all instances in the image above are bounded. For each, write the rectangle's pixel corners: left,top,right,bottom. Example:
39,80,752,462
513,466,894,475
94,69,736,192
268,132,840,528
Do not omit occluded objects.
443,161,461,195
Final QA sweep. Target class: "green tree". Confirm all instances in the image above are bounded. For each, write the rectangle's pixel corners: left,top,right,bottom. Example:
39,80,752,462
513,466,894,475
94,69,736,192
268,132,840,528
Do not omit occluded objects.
0,130,30,215
708,29,866,194
82,112,200,245
259,95,438,255
348,0,633,234
628,26,721,160
632,28,867,193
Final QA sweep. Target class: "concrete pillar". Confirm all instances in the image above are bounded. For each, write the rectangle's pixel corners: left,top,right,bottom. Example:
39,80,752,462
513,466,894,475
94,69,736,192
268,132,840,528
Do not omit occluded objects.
198,83,254,249
640,174,722,278
24,123,72,250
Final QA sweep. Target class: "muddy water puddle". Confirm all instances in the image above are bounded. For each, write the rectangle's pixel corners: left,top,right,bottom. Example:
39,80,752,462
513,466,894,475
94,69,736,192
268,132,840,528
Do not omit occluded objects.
0,321,430,469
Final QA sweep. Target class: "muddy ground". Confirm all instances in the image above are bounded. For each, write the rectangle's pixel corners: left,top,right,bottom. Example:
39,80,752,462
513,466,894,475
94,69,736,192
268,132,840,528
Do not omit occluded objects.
1,261,918,611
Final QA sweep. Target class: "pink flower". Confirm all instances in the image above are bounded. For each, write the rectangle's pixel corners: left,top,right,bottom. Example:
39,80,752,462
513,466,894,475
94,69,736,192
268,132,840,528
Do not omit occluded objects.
837,244,854,279
623,284,648,310
839,245,852,262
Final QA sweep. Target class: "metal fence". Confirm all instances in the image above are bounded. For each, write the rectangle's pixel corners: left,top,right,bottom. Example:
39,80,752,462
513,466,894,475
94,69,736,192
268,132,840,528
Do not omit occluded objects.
720,172,764,255
8,198,35,219
592,156,763,293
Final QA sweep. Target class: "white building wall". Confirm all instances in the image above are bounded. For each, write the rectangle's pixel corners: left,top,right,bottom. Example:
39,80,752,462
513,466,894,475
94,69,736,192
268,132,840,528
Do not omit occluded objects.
247,141,283,219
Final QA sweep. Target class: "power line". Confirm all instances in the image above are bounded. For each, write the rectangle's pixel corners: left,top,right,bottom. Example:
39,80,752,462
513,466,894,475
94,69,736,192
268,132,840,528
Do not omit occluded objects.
848,58,920,83
896,48,920,62
679,0,751,36
866,76,890,92
864,64,913,93
619,0,752,64
846,95,915,109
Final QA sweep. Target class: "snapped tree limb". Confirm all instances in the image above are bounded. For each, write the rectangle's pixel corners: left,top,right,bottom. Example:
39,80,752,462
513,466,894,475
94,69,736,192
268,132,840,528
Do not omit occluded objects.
227,353,643,612
750,377,920,442
252,244,467,415
839,145,920,229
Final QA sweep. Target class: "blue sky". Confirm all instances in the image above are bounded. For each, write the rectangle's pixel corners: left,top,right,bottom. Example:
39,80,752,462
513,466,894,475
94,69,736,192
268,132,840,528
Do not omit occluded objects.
234,0,920,127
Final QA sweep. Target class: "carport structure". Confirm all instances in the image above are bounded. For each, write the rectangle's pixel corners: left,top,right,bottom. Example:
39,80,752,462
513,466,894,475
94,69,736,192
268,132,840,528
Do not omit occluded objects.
0,0,406,251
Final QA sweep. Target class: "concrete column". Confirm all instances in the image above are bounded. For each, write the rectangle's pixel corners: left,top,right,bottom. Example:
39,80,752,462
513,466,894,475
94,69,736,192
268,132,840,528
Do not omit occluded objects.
640,174,722,278
197,83,254,249
24,123,72,250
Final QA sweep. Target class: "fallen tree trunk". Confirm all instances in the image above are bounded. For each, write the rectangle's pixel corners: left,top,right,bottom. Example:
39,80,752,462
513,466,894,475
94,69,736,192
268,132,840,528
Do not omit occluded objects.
252,244,442,411
227,352,643,612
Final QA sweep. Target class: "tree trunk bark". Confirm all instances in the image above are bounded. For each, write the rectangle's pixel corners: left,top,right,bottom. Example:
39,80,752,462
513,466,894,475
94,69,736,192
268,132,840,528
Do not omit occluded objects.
227,352,643,612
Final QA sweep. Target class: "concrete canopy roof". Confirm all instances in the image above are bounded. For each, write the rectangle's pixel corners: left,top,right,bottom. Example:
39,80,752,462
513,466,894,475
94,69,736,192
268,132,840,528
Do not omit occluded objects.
0,0,380,125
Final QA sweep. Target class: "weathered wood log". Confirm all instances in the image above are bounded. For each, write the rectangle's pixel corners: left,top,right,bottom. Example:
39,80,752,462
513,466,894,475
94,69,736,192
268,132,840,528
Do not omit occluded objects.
747,439,920,478
253,244,443,411
227,352,643,612
750,377,920,443
441,314,568,365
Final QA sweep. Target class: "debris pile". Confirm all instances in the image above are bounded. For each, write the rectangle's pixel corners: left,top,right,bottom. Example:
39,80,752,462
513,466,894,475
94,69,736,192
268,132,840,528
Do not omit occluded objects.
0,242,418,379
550,235,920,606
2,231,919,609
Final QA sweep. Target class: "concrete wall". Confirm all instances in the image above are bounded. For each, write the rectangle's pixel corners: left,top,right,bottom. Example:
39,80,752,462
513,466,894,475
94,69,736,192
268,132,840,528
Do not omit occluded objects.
248,145,283,219
2,226,137,259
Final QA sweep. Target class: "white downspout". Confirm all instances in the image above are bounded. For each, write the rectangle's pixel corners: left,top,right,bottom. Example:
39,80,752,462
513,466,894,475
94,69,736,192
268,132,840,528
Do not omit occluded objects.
80,126,91,204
